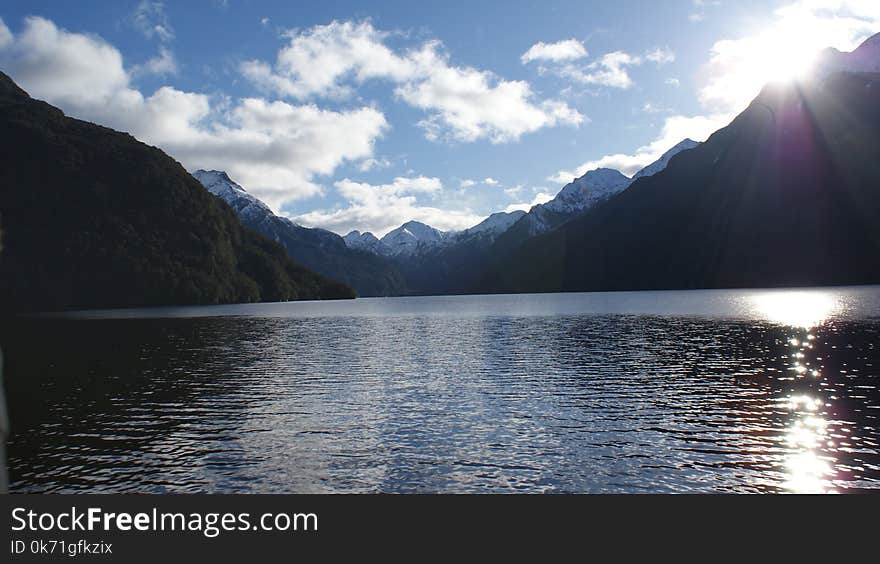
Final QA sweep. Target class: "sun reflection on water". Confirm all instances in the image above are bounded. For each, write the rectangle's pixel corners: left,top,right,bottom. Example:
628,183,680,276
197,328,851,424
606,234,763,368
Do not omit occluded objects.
750,290,844,492
780,327,835,493
750,291,838,328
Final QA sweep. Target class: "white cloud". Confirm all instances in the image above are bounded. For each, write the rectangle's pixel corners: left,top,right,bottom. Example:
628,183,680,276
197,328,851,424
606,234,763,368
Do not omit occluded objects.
398,46,585,143
0,18,12,49
645,47,675,65
482,177,499,186
665,77,681,87
549,114,728,183
459,179,477,188
241,20,418,100
242,20,585,143
357,156,391,172
521,39,588,64
132,45,178,76
700,0,880,115
0,16,389,211
132,1,174,42
2,16,129,108
560,51,642,89
549,0,880,188
293,176,483,236
260,17,270,27
504,191,555,213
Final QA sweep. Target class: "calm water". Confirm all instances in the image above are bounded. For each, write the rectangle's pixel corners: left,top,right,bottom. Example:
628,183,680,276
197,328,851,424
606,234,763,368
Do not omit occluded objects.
4,287,880,493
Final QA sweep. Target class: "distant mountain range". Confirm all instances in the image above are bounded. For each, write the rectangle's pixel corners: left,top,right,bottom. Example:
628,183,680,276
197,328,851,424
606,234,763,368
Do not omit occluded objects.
325,137,700,295
479,66,880,293
340,139,698,260
0,71,353,313
193,170,406,297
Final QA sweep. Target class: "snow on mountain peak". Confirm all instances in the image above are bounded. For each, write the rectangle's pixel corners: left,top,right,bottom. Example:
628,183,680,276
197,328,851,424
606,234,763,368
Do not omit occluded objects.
343,230,390,255
465,211,527,237
193,169,274,222
542,168,631,215
379,220,450,256
631,138,700,181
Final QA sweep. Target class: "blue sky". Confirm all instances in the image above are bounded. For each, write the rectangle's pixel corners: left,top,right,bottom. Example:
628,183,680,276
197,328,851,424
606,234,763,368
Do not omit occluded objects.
1,1,878,235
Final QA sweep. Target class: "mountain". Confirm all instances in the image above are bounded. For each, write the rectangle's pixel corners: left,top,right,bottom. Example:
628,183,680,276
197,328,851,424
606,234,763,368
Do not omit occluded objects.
343,215,529,259
491,138,700,257
0,71,353,313
194,170,406,297
343,230,390,255
631,139,701,181
379,220,452,257
336,136,700,296
479,70,880,294
816,32,880,75
461,211,526,238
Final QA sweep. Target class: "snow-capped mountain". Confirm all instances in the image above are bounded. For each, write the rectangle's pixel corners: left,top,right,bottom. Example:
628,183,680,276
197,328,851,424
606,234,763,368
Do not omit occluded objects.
631,139,700,181
193,170,406,296
516,138,700,236
193,170,274,224
379,220,452,257
462,210,527,237
343,212,528,258
343,230,390,255
816,32,880,76
542,168,632,215
344,139,701,258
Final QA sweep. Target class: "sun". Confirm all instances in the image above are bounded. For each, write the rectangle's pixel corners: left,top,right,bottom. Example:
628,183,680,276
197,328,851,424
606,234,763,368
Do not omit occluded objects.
749,25,825,85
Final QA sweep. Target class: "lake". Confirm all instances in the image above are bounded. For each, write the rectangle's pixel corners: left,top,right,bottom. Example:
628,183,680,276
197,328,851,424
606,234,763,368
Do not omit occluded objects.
4,287,880,493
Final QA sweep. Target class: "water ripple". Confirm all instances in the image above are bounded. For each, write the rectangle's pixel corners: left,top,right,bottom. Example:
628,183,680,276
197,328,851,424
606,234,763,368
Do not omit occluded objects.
4,288,880,493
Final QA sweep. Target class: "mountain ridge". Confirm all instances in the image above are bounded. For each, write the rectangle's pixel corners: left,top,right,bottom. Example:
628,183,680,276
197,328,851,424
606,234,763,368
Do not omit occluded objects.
193,169,407,297
0,71,354,312
478,72,880,294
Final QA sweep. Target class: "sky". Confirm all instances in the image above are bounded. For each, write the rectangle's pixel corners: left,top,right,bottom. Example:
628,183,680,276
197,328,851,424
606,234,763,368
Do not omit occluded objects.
0,1,878,237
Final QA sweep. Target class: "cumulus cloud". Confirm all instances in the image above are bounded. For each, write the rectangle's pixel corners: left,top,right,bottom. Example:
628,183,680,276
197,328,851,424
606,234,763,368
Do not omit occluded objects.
0,16,388,210
559,51,642,89
482,177,499,186
521,39,588,64
549,114,728,183
459,179,477,188
241,20,418,99
132,45,178,76
398,52,586,143
242,20,585,143
504,191,555,213
1,16,129,108
293,176,483,236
